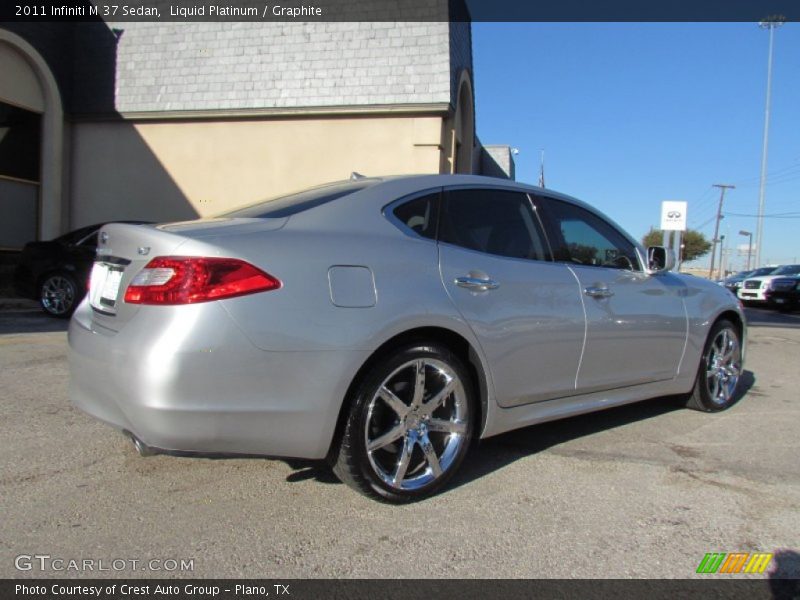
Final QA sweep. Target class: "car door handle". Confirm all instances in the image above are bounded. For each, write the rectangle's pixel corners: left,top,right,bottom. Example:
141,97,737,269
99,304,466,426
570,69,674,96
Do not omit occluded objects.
584,286,614,298
455,276,500,292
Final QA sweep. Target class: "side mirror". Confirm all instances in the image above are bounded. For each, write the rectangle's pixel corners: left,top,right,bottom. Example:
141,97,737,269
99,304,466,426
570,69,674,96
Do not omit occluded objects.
647,246,675,274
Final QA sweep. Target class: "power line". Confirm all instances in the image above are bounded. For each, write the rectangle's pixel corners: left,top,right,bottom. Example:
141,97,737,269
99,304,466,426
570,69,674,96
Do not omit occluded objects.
735,167,800,188
731,160,800,187
725,212,800,218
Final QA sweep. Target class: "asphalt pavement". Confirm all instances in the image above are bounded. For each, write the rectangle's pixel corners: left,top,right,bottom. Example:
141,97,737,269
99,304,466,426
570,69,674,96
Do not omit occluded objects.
0,306,798,579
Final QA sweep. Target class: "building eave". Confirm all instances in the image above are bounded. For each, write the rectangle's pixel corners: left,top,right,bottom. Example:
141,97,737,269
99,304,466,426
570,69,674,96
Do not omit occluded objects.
69,102,455,123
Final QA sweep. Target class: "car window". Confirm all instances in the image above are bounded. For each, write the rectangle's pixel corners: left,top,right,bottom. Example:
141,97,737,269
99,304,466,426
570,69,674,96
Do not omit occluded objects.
541,198,641,271
440,189,548,261
772,264,800,276
221,180,377,218
392,193,438,240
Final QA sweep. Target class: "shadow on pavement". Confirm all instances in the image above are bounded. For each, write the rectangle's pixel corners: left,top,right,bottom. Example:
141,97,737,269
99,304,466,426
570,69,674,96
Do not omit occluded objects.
280,370,756,494
451,369,755,491
745,306,800,329
769,549,800,594
0,309,69,334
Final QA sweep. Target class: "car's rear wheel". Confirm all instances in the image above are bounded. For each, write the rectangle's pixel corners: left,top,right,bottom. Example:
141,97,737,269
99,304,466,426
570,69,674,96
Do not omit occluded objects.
40,272,79,318
332,343,476,503
685,319,742,412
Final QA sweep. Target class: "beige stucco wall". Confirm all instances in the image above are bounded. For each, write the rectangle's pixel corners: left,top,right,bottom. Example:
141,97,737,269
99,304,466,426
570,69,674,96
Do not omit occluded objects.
69,114,447,227
0,41,44,112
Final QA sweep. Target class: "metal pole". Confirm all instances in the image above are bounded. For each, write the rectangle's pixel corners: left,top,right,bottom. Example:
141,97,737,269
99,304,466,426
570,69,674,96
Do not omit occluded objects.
755,20,783,268
741,231,753,271
709,184,734,279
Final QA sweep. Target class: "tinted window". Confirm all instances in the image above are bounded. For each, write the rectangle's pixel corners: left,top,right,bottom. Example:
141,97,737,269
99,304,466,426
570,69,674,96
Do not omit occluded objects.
773,264,800,276
222,180,377,218
440,189,548,261
0,101,41,182
542,198,640,271
392,193,438,240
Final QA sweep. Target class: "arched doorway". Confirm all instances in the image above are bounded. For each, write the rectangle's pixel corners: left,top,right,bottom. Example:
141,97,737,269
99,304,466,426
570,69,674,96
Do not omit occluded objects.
0,30,63,247
452,70,474,174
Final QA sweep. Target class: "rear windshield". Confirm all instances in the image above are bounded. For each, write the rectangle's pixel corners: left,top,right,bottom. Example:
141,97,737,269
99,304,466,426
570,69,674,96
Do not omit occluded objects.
221,180,378,219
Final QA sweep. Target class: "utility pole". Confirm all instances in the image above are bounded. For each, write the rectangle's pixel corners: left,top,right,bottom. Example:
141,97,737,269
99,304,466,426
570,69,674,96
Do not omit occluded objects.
755,18,784,268
708,184,735,279
538,149,546,188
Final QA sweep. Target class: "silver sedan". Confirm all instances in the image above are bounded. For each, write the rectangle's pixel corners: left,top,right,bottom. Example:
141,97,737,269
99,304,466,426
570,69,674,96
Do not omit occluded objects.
68,174,746,502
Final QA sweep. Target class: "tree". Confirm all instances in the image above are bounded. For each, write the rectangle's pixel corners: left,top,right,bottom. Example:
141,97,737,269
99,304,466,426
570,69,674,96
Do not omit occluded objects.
642,228,712,263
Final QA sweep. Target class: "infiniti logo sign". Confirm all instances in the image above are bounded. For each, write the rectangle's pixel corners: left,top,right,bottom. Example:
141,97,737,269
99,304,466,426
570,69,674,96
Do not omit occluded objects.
100,232,109,244
661,201,687,231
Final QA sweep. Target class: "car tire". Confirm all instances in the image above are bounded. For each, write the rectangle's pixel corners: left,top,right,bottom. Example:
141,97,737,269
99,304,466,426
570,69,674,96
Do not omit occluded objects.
685,319,743,412
39,272,79,318
331,342,476,503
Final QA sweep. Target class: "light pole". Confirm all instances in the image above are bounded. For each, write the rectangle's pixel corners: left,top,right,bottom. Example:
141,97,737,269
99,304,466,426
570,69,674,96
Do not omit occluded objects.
739,230,753,271
755,18,784,268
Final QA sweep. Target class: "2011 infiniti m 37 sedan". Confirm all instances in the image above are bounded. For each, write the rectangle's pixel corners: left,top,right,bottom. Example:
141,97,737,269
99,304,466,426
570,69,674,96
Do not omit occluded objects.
68,174,746,502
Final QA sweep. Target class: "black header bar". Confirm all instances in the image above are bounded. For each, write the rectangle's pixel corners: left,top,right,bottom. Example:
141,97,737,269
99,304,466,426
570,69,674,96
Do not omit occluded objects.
2,0,798,22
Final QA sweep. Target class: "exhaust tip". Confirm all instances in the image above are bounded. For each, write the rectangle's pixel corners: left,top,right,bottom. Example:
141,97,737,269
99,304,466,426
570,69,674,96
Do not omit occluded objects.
124,431,158,457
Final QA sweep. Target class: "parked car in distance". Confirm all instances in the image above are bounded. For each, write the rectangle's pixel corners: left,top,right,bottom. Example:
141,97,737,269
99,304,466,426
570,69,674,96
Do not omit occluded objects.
738,264,800,305
68,175,746,502
14,222,150,317
718,269,756,294
765,276,800,312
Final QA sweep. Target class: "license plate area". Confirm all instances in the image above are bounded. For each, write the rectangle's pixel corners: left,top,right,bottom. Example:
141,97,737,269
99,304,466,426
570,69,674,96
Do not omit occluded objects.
89,262,125,314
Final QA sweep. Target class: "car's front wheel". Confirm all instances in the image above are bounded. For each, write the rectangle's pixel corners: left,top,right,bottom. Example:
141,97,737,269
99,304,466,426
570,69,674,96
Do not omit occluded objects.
332,342,476,502
686,319,743,412
39,272,79,318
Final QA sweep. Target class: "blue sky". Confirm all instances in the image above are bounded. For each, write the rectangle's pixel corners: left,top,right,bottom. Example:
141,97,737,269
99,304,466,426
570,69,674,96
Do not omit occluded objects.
472,23,800,270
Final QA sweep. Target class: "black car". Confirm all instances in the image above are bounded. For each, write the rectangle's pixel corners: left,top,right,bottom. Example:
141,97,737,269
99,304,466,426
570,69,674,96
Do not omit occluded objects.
13,222,149,317
765,277,800,312
719,269,754,294
720,266,777,295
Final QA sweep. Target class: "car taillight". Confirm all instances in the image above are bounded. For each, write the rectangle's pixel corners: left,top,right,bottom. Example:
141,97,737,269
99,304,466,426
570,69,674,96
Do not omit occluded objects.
124,256,281,305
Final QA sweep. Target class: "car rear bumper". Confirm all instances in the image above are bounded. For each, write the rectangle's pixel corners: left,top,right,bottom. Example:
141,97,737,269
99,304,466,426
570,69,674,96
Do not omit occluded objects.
68,299,363,459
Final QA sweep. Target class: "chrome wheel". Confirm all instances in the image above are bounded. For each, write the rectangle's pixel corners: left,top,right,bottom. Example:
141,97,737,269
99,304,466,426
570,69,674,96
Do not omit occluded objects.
364,358,469,491
705,327,742,406
41,274,77,317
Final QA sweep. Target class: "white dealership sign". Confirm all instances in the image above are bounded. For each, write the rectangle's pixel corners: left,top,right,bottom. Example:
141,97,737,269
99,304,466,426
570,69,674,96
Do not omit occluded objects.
660,201,688,231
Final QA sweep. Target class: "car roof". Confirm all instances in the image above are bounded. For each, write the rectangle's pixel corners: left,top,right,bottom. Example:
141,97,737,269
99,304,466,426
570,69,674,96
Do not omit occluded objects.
359,174,639,247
